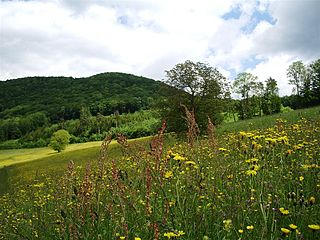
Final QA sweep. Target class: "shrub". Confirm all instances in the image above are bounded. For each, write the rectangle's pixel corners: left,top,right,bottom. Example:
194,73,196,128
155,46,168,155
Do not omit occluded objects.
49,129,71,152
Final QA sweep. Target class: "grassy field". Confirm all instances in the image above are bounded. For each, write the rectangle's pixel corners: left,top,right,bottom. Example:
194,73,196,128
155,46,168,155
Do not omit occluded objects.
0,137,152,195
0,107,319,239
0,141,104,168
218,105,320,134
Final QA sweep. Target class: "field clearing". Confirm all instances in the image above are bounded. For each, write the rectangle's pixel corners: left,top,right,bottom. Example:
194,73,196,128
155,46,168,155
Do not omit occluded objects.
0,141,103,168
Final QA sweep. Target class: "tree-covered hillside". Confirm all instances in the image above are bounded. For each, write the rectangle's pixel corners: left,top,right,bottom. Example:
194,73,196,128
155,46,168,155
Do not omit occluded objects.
0,73,175,149
0,72,168,121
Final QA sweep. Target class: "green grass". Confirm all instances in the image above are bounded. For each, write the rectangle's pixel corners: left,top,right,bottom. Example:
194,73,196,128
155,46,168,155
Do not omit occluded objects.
0,141,103,168
1,106,319,196
217,105,320,134
0,137,152,195
1,106,319,239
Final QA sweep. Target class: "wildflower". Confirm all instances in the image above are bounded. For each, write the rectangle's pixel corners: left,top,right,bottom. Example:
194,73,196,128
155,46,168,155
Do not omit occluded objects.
173,154,186,161
227,174,233,180
218,147,228,152
279,207,289,215
299,176,304,182
289,224,298,230
33,183,44,188
223,219,232,231
245,170,257,176
134,238,141,240
281,228,291,235
286,149,293,155
308,224,320,231
246,225,254,230
164,230,185,239
245,158,259,164
239,131,246,139
185,161,196,165
120,237,125,240
309,196,316,205
238,229,244,233
164,171,173,179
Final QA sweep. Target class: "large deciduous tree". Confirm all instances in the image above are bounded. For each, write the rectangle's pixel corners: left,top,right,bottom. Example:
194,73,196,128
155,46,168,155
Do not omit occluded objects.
163,60,228,132
287,61,307,97
263,77,281,115
308,59,320,105
233,72,258,119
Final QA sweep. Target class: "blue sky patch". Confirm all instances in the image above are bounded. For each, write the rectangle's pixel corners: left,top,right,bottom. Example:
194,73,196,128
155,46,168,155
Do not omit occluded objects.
222,5,242,20
241,55,266,70
241,8,277,34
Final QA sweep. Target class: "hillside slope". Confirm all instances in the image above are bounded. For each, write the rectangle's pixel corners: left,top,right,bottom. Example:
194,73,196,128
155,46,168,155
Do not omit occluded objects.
0,72,169,120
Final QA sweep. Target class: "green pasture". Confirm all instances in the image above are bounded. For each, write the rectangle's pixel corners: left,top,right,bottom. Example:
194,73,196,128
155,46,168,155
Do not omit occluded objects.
217,105,320,134
0,106,319,196
0,141,104,169
0,137,152,194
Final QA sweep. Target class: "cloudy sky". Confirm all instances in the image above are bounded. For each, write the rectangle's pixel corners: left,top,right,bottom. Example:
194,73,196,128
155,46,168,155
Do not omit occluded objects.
0,0,319,96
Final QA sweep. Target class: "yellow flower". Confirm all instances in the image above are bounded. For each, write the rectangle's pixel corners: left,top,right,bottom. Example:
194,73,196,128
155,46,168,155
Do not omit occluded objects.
164,171,173,179
164,232,175,239
286,149,293,155
308,224,320,231
120,237,125,240
223,219,232,231
289,224,297,230
299,176,304,182
173,154,186,161
164,230,185,239
134,238,141,240
238,229,244,233
218,147,228,152
246,225,254,230
281,228,291,235
245,170,257,176
279,207,289,215
185,161,196,165
309,196,316,204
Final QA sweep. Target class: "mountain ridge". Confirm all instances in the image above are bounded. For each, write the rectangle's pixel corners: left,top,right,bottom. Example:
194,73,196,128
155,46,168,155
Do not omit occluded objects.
0,72,169,121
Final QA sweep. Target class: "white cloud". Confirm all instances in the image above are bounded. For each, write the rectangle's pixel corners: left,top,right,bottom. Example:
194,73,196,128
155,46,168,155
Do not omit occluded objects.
248,54,296,96
0,0,319,97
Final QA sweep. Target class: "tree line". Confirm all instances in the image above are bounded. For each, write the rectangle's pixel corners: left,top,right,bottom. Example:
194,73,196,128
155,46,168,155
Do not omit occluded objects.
0,59,319,149
160,58,320,133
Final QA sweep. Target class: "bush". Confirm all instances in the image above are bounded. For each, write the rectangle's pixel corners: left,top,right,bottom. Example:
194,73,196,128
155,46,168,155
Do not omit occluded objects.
49,130,71,152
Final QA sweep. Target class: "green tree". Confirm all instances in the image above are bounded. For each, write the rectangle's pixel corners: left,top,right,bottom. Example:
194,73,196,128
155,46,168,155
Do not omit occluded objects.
287,61,307,97
163,60,228,132
49,129,71,152
233,72,258,119
308,59,320,105
263,77,281,115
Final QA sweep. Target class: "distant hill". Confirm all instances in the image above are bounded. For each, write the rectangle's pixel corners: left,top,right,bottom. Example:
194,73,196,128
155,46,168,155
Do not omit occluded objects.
0,72,169,121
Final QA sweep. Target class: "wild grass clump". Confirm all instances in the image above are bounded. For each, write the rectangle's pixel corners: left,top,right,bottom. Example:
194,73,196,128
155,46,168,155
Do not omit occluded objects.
0,115,319,239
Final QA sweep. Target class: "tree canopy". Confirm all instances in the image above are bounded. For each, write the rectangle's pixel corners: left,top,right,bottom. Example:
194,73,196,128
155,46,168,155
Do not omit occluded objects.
49,129,71,152
163,60,229,132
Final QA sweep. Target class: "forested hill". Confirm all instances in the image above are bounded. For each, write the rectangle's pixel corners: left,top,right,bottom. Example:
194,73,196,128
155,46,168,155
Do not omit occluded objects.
0,72,169,121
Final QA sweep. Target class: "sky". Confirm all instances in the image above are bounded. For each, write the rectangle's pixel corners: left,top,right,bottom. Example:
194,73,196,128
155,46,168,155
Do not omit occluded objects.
0,0,319,96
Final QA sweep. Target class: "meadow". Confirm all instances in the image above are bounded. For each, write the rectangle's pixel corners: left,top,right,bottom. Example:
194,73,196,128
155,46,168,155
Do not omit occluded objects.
0,107,319,239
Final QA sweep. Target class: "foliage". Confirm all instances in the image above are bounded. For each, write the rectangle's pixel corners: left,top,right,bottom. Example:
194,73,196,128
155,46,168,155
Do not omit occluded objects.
0,112,319,239
0,72,168,121
285,59,320,108
163,60,229,132
287,61,307,97
233,72,258,119
0,110,160,149
49,130,71,152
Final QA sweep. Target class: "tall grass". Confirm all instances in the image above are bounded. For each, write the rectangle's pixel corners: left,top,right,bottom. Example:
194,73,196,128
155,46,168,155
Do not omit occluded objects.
0,108,319,239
